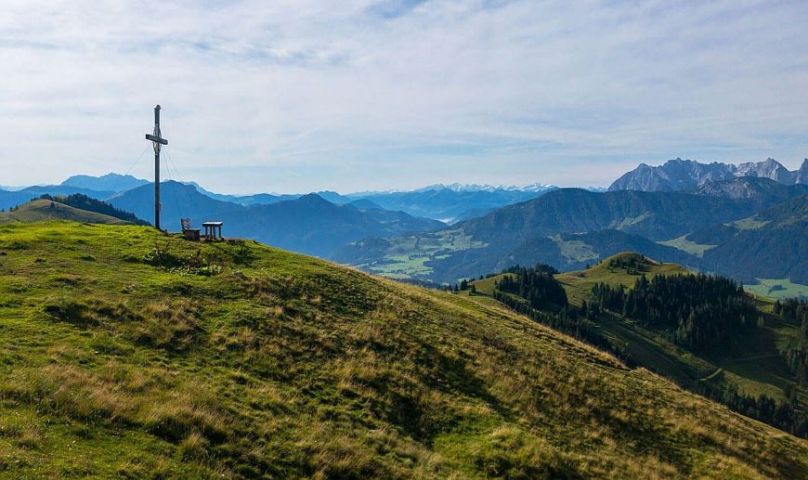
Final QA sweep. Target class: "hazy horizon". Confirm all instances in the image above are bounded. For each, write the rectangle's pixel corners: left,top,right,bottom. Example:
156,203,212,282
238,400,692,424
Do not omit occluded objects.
2,1,807,194
4,155,808,197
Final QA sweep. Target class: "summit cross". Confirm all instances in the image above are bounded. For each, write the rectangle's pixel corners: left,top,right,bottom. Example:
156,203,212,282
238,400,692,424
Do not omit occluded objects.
145,105,168,230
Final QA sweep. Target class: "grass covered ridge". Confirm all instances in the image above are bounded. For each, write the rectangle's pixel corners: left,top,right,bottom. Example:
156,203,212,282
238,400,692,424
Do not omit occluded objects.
0,222,806,479
0,199,131,225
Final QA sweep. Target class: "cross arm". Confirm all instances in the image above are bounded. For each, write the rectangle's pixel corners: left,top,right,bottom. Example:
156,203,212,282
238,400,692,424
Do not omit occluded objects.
145,134,168,145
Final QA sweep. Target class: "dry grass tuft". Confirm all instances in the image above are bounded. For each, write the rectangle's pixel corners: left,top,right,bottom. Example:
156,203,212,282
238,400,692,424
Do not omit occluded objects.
134,301,205,352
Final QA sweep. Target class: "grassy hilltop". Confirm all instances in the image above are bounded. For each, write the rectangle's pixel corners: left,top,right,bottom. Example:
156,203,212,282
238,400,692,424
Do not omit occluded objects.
0,222,806,479
0,199,130,225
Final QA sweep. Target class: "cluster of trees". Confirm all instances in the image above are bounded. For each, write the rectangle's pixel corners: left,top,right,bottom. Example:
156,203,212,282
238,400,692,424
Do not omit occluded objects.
776,298,808,384
38,194,148,225
607,254,649,275
492,289,617,356
445,279,477,294
591,274,758,351
496,265,567,310
488,264,630,360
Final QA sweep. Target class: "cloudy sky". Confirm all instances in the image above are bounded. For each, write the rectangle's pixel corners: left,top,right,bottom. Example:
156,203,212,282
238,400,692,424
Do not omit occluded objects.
1,0,807,193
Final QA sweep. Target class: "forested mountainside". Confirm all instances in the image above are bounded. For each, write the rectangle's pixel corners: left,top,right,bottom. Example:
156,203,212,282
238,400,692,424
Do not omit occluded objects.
465,254,808,439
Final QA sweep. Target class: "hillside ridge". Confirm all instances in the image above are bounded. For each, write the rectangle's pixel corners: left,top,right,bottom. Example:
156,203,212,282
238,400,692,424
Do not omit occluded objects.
0,221,805,478
0,198,130,225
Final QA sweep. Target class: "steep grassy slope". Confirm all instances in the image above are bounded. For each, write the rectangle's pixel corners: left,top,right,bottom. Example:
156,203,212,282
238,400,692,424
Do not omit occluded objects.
0,199,130,225
464,254,806,436
0,223,806,479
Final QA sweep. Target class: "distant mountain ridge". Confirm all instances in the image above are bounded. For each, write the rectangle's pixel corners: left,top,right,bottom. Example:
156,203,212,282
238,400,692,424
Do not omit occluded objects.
22,173,558,223
609,158,808,192
413,183,556,193
0,185,116,211
336,179,808,287
693,177,808,210
356,186,555,223
335,188,754,283
61,173,149,192
694,194,808,284
108,181,444,257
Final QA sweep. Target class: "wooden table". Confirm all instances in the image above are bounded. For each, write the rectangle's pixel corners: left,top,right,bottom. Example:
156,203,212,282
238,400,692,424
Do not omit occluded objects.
202,221,223,241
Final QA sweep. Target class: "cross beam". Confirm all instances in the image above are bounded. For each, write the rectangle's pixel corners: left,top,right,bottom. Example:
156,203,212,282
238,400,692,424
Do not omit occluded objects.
146,134,167,145
145,105,168,230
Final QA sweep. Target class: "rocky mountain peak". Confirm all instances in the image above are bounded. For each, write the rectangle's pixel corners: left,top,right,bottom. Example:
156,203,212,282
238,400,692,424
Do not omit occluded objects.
610,158,805,192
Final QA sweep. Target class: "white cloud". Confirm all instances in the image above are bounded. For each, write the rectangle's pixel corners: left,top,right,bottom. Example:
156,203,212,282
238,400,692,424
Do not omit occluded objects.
0,0,806,193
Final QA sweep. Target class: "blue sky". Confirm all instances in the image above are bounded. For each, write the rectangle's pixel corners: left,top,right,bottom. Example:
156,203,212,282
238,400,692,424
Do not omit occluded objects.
0,0,807,193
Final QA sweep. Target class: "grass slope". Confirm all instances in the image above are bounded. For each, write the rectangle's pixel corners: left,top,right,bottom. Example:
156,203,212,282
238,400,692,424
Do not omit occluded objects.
658,235,716,258
745,278,808,300
0,199,129,225
0,224,806,479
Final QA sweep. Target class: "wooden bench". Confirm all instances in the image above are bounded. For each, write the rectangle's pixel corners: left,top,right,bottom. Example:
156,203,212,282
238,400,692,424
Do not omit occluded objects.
180,218,201,241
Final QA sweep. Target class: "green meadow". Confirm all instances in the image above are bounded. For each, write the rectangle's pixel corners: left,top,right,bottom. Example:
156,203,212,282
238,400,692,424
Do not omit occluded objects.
0,223,805,478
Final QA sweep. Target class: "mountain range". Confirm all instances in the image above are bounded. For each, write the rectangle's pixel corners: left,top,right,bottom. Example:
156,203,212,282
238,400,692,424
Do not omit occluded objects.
153,182,558,223
0,185,116,211
61,173,149,192
689,194,808,284
353,186,555,223
4,160,808,292
0,174,564,260
609,157,808,192
336,176,808,289
107,181,445,257
334,187,751,283
0,174,557,223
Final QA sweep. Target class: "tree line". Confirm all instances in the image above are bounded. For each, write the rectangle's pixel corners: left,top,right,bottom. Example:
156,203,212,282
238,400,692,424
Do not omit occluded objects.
490,264,632,362
496,265,567,310
590,274,758,351
776,298,808,385
693,379,807,438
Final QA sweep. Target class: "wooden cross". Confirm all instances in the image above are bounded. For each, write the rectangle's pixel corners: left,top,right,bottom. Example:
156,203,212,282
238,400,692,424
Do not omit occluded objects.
145,105,168,230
